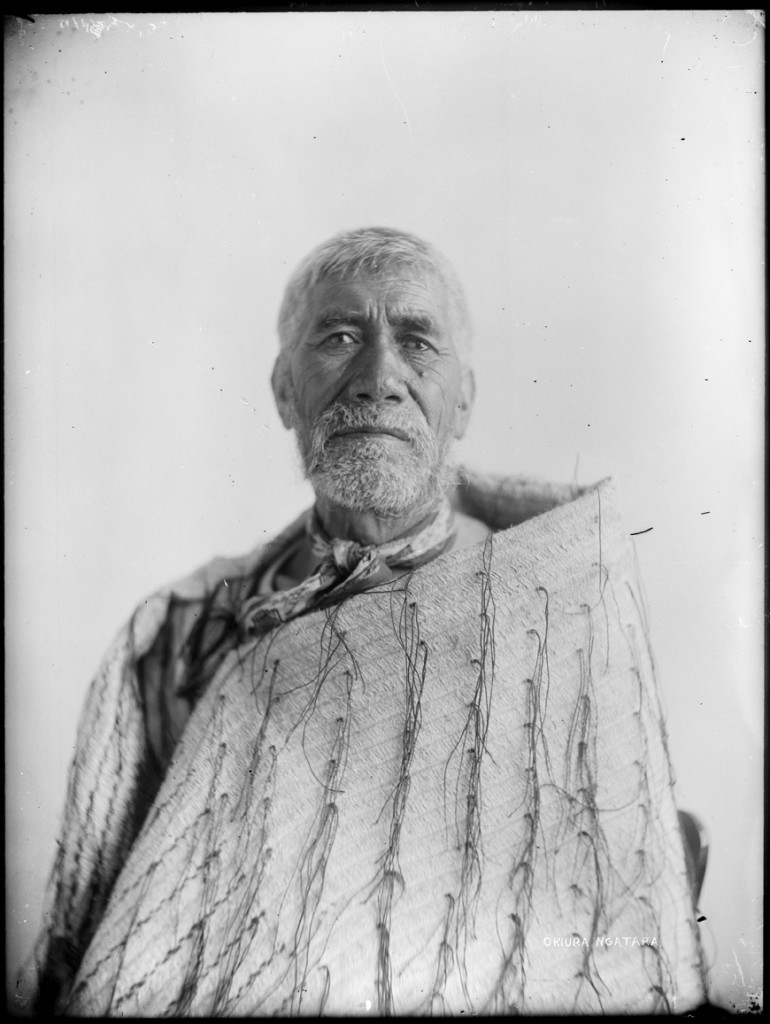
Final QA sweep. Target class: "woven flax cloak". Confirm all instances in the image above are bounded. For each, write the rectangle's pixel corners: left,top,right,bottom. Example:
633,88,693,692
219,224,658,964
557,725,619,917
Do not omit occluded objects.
31,474,706,1015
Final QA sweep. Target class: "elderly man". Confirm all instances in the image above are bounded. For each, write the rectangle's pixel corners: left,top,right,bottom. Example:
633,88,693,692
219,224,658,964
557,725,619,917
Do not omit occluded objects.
27,228,706,1016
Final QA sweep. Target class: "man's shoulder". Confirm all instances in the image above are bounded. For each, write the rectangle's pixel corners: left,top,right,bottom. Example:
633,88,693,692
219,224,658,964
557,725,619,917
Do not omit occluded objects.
109,509,313,710
452,467,602,532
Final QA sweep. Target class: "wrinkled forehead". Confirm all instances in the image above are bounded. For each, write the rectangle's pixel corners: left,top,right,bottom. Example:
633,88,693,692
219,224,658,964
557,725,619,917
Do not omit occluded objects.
307,265,449,315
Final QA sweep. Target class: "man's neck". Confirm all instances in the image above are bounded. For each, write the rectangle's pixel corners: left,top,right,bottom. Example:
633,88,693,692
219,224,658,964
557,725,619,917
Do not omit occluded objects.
277,497,489,590
314,497,444,546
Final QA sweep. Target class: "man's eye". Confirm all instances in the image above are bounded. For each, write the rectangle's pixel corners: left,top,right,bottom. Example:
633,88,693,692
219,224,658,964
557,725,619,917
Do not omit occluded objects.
401,336,433,353
323,332,357,347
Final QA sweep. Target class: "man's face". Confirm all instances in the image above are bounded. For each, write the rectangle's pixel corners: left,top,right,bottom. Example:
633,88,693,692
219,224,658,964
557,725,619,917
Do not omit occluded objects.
274,265,474,517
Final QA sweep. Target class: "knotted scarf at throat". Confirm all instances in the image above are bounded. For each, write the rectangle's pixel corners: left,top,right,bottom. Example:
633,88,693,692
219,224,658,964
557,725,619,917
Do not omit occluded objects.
237,500,456,638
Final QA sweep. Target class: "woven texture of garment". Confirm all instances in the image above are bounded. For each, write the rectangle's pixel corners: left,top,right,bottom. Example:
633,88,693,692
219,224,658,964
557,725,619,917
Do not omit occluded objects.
28,475,706,1015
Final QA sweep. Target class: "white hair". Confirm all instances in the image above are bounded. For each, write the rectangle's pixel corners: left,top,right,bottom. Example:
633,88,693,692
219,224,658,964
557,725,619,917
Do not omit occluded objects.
276,227,473,365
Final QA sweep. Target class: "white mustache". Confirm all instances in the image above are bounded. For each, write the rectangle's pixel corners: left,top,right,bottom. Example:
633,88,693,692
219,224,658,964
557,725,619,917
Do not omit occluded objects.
310,403,437,458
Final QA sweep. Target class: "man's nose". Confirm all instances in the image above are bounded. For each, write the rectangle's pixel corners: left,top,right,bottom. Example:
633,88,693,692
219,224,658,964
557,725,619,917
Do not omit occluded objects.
346,336,407,404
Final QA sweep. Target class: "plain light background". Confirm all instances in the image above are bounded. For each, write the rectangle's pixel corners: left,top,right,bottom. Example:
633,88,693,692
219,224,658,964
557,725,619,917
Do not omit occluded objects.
5,10,763,1012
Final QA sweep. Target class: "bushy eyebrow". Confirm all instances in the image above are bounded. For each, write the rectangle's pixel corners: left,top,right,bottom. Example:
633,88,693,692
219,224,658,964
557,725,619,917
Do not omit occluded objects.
314,310,362,332
391,313,438,335
313,309,439,335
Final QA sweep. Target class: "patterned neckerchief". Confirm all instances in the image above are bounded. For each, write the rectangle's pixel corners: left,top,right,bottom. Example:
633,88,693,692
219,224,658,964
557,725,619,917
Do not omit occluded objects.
237,499,456,638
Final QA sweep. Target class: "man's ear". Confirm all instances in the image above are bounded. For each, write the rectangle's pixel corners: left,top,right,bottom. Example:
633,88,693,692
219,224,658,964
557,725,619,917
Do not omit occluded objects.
271,355,295,430
453,366,475,440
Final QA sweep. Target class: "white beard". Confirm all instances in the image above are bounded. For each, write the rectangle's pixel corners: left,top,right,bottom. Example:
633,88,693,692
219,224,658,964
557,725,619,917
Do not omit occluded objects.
294,401,454,518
